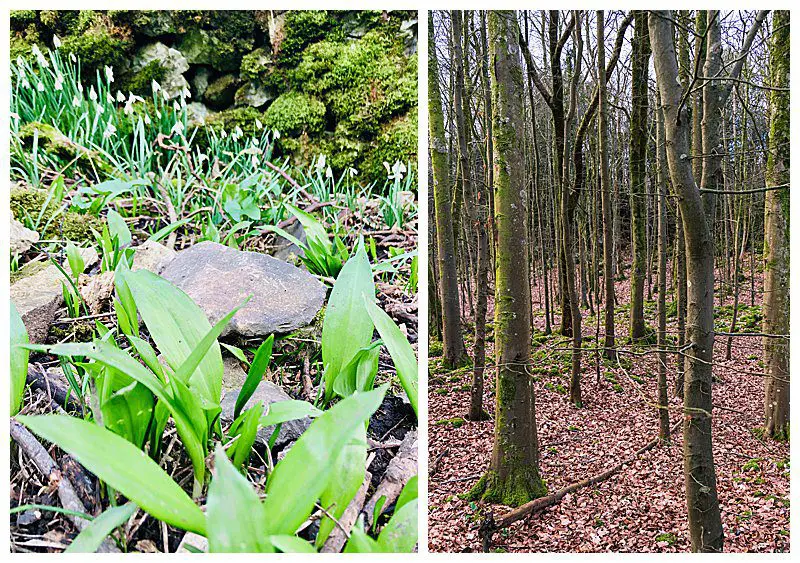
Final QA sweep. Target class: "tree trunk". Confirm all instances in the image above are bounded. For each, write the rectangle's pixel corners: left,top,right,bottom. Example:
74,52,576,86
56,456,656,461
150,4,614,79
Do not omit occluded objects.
468,10,546,506
763,10,789,441
429,12,467,368
649,11,722,552
629,10,650,341
655,89,670,443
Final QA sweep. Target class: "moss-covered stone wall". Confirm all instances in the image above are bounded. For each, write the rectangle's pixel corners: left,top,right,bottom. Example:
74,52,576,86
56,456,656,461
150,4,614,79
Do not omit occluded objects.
10,10,418,184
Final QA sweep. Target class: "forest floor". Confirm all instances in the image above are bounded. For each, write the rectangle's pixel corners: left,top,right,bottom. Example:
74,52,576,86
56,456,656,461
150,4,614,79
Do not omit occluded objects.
428,264,790,553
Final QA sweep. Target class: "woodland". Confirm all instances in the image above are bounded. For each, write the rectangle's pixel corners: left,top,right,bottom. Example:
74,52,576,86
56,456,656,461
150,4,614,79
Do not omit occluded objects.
10,10,418,553
428,10,789,553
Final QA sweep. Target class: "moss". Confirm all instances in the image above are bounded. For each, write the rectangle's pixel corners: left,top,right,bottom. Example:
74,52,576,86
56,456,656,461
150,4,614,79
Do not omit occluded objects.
277,11,340,66
59,13,134,77
466,469,547,507
11,185,101,243
176,12,255,72
199,106,265,147
429,340,443,358
240,47,285,91
10,260,50,285
263,92,326,137
434,417,465,428
204,74,239,108
49,321,96,343
18,122,113,178
10,11,38,30
122,59,166,97
361,112,417,183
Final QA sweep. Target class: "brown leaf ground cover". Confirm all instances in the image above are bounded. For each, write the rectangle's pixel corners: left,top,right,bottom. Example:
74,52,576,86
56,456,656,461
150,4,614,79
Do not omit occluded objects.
428,265,789,553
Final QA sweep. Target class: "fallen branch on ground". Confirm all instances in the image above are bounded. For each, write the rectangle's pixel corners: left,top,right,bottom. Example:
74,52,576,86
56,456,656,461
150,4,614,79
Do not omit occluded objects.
479,419,682,552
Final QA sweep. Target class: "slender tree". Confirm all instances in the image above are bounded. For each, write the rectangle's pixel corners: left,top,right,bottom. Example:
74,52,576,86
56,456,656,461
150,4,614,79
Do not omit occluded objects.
429,12,467,368
763,10,789,440
468,10,546,506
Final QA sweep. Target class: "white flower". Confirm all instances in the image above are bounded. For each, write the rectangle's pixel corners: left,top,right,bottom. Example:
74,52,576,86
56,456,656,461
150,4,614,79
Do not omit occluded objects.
273,129,280,139
173,100,181,112
72,95,81,107
181,86,191,99
392,161,407,179
21,78,30,89
255,118,263,130
53,35,61,49
325,166,333,179
103,122,117,139
36,82,44,92
69,53,77,63
77,82,83,93
124,93,144,115
16,56,24,68
162,89,170,101
251,154,259,166
54,77,63,91
116,90,125,103
144,114,151,125
31,44,42,57
383,161,391,173
105,66,114,83
96,103,105,115
316,154,327,171
156,110,162,120
10,112,20,121
106,92,114,103
89,86,97,101
37,53,49,68
171,121,185,136
220,129,228,139
152,80,161,94
348,167,358,177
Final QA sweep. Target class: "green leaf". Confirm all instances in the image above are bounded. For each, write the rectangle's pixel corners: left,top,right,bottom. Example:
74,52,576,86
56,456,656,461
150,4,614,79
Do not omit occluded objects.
344,525,381,553
321,243,375,402
317,425,367,547
262,385,387,535
10,301,29,416
332,342,381,398
65,502,137,553
100,381,154,449
17,415,206,535
395,474,418,512
363,297,418,417
258,400,321,427
119,269,224,409
65,242,86,279
228,402,262,471
269,535,317,553
285,203,330,251
377,498,418,553
106,209,132,248
234,335,273,420
220,343,249,366
206,447,272,553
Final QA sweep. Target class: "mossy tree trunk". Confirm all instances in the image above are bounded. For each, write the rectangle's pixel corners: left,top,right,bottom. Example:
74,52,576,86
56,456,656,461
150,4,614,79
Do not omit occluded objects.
429,12,467,368
629,10,650,341
597,10,616,361
763,10,789,441
469,10,546,506
469,10,493,422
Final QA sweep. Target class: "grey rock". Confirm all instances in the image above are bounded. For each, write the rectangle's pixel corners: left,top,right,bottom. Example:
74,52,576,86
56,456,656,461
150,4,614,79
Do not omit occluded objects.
222,355,248,392
234,81,274,109
220,381,311,449
134,11,177,37
11,215,39,256
133,42,189,99
10,247,98,343
186,102,212,126
161,241,325,337
191,67,212,100
131,240,177,275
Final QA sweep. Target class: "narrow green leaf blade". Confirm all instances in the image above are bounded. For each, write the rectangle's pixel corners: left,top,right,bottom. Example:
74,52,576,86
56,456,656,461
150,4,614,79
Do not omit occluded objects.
65,502,137,553
10,301,29,416
234,335,274,419
17,415,206,535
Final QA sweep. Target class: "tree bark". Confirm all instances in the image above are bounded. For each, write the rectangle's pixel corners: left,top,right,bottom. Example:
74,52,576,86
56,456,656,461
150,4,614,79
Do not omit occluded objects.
468,10,546,506
763,10,789,441
429,12,467,368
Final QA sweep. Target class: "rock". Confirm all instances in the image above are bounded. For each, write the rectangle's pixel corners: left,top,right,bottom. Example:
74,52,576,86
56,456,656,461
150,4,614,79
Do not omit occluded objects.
272,219,306,263
220,381,311,449
400,18,418,56
186,102,212,126
222,356,248,392
10,247,98,343
178,29,239,72
191,67,212,100
11,215,39,256
160,241,326,337
132,11,177,37
78,271,115,315
132,240,177,275
177,532,207,554
234,81,274,109
132,42,189,99
204,74,239,109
